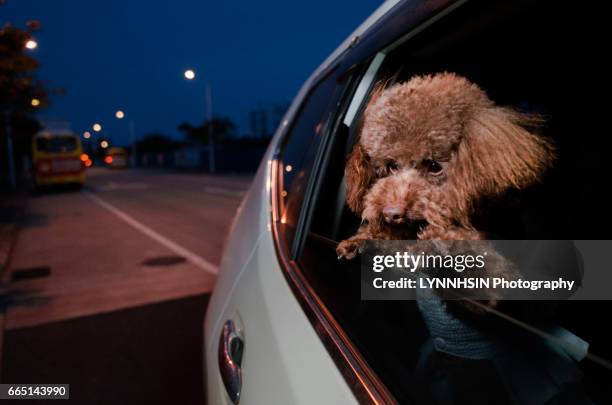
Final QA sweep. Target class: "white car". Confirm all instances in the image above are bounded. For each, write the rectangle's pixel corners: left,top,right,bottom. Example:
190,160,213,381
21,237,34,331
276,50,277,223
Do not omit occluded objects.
205,0,608,404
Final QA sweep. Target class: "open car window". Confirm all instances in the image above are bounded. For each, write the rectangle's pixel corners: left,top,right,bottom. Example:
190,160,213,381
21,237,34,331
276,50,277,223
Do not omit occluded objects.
295,0,612,403
276,69,346,252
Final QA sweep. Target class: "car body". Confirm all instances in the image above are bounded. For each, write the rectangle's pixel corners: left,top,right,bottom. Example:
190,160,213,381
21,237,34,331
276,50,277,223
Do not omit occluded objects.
104,147,128,169
205,1,609,404
32,129,87,187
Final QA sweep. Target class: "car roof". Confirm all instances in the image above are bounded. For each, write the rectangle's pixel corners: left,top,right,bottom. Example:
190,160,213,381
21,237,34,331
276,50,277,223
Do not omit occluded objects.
308,0,402,81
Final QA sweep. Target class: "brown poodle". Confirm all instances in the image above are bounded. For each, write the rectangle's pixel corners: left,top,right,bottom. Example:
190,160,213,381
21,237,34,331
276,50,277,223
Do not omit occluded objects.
337,72,555,261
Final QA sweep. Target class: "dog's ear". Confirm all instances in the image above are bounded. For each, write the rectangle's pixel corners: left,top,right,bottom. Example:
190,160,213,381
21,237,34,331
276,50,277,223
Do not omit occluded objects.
343,82,389,214
457,107,555,196
345,143,375,214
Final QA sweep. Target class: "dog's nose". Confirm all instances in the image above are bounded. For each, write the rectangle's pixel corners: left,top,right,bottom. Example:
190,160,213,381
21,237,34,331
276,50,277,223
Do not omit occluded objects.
383,206,405,224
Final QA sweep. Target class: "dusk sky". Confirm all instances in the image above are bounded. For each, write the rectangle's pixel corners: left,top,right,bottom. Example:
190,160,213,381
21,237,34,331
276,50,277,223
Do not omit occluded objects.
2,0,381,145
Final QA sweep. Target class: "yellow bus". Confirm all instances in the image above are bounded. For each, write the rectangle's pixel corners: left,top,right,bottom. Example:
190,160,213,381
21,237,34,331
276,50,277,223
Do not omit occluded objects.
32,130,89,187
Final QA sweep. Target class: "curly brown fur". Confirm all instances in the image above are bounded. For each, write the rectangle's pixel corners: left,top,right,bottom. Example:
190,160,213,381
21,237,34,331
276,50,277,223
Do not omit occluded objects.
337,72,555,308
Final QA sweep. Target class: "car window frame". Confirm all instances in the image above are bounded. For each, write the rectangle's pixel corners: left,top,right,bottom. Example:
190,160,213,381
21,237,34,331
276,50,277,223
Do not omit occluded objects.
270,64,398,404
273,65,348,253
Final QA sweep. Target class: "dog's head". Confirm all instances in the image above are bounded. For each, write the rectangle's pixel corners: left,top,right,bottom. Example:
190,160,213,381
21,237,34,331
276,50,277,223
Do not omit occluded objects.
345,73,555,232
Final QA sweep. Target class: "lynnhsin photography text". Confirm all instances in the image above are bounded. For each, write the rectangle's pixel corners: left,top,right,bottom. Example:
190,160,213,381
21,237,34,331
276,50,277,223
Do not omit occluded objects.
361,240,611,301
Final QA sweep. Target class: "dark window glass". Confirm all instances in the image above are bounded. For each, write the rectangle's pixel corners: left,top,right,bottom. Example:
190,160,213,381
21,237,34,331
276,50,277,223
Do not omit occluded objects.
36,136,78,153
298,0,611,403
277,71,343,251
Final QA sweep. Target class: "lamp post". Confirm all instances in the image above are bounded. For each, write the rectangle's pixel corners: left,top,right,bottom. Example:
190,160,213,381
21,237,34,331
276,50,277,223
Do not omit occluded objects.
184,69,215,173
129,120,136,167
115,110,137,167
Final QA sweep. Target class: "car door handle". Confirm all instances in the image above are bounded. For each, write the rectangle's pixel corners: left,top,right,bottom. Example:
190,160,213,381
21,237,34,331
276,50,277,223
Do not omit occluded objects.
218,320,244,404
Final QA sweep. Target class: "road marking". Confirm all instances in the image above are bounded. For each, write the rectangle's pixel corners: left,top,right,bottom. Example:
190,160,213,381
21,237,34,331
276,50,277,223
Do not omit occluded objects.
203,186,245,198
83,191,218,275
96,182,149,192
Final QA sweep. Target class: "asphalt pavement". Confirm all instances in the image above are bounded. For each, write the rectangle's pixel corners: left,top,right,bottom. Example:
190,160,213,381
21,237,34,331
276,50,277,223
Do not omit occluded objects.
0,167,252,403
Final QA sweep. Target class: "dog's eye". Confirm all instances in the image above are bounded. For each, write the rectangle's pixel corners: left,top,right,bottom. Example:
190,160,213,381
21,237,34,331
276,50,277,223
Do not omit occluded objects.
385,160,399,173
424,159,443,175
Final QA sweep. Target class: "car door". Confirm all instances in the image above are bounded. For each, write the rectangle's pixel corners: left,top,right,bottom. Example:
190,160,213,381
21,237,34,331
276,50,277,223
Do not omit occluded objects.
204,68,367,405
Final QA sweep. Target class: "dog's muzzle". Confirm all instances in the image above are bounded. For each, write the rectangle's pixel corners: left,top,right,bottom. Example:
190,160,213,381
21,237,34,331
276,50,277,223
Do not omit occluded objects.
382,206,406,225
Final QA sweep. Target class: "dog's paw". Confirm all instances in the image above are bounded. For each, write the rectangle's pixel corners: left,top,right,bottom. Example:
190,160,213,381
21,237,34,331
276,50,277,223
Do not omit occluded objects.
336,238,363,261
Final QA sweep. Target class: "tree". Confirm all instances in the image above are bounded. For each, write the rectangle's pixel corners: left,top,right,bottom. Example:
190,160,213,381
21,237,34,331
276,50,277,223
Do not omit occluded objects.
177,117,236,144
1,21,48,186
0,23,48,113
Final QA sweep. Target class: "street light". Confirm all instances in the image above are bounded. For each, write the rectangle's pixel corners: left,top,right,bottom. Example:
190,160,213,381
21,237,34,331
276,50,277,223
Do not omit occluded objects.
114,110,136,167
31,98,40,107
83,131,91,139
93,123,102,132
25,39,38,50
100,140,109,149
184,68,215,173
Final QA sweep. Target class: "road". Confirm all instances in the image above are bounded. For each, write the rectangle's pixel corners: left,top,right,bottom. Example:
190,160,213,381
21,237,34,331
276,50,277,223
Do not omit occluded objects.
0,167,252,404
